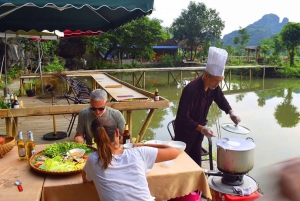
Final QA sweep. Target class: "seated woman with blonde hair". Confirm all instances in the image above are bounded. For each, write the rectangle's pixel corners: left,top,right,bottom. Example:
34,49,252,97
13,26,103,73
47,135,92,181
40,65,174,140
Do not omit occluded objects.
82,116,179,201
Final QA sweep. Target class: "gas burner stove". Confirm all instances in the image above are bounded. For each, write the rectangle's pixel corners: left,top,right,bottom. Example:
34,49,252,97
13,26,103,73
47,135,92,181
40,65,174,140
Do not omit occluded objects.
222,173,244,186
208,175,258,195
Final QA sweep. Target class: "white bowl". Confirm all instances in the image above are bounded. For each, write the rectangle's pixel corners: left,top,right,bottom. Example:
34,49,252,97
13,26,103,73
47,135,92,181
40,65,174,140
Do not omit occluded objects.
160,159,174,167
67,148,85,156
168,141,186,153
144,140,167,145
123,143,134,149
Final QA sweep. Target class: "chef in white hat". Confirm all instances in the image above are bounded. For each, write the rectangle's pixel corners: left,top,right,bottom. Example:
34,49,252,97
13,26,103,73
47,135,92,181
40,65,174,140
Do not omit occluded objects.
174,46,241,167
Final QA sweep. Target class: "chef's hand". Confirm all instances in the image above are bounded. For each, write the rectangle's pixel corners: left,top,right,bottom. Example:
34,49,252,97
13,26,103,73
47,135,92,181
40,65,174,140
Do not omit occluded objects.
201,126,216,138
229,111,241,125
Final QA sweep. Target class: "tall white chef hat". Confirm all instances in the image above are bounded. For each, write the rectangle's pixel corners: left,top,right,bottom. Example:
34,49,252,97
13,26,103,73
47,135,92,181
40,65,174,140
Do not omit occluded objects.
206,47,228,76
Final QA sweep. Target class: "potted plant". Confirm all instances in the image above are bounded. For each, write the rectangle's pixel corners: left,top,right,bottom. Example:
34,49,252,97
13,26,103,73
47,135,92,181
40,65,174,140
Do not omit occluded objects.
0,98,5,109
24,80,36,97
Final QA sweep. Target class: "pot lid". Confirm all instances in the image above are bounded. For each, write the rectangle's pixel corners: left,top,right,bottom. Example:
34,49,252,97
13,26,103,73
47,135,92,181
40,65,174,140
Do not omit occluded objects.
216,138,255,151
221,123,250,134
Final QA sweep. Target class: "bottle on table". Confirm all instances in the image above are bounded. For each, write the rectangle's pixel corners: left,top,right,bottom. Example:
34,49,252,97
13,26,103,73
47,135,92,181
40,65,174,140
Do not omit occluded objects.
4,97,9,108
123,124,131,144
10,94,14,107
26,130,36,158
19,100,24,108
13,95,20,109
154,88,159,101
7,98,12,109
17,131,27,160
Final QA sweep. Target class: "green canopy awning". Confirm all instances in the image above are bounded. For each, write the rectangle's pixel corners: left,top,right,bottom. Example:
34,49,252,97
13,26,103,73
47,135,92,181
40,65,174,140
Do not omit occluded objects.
0,0,154,32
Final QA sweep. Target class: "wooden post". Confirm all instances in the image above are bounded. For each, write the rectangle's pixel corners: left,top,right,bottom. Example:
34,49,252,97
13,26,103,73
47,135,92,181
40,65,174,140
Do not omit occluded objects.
247,50,250,62
263,67,265,79
132,72,135,86
168,72,170,84
5,117,12,136
126,110,132,135
20,79,24,96
229,69,232,81
52,97,57,134
53,115,57,134
136,109,155,142
250,68,252,81
12,117,18,138
240,70,242,88
143,72,146,89
91,78,96,90
180,71,183,86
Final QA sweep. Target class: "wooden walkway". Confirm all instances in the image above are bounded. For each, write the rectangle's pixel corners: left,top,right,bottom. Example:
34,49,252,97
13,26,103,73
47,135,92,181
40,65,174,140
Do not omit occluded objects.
19,65,279,90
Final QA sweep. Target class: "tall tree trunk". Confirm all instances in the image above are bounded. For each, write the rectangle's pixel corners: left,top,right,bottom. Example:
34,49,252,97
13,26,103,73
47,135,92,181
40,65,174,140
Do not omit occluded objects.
289,48,295,67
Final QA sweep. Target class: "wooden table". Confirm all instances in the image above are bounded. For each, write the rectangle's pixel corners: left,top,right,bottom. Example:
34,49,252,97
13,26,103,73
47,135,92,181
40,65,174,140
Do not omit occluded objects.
42,148,212,201
0,145,45,201
1,145,212,201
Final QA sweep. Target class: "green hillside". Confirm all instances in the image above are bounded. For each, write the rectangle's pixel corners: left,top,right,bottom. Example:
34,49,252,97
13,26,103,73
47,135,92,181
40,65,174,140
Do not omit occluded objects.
222,14,288,46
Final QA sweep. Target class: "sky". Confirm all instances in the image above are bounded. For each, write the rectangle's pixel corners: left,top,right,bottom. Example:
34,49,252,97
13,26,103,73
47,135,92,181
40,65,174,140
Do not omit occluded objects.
149,0,300,38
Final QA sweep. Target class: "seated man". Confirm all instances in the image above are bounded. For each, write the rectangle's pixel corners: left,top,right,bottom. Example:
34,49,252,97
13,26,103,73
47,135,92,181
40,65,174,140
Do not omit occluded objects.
74,89,126,145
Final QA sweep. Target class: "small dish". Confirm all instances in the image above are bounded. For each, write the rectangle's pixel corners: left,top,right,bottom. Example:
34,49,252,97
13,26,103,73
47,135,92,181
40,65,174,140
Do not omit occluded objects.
168,141,186,153
67,148,85,157
160,159,174,167
144,140,167,145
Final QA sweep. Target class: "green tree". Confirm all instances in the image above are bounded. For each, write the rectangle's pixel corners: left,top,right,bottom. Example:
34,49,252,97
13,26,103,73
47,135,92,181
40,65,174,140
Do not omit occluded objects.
280,22,300,66
233,27,250,56
118,17,167,61
260,44,270,58
271,34,284,56
84,16,167,64
171,1,224,61
224,44,236,55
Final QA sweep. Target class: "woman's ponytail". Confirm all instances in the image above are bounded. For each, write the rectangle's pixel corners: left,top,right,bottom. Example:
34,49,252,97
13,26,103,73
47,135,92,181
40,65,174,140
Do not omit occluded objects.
91,117,117,170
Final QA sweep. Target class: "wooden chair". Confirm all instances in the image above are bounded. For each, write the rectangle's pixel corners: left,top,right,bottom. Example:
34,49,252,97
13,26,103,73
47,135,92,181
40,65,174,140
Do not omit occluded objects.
167,120,213,170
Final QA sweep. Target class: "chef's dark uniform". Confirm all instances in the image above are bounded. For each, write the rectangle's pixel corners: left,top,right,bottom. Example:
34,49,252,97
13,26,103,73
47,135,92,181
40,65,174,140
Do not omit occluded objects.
174,75,232,166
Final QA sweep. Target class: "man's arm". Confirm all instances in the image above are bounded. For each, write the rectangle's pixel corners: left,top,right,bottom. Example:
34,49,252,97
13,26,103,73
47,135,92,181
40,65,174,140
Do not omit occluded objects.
74,132,85,143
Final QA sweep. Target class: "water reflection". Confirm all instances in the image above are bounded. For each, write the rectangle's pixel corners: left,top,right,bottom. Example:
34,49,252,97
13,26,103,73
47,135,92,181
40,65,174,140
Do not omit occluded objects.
110,72,300,136
274,87,300,127
109,72,300,194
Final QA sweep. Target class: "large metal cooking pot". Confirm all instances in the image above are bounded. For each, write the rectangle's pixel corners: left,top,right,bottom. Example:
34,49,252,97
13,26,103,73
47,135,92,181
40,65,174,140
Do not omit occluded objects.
216,137,255,174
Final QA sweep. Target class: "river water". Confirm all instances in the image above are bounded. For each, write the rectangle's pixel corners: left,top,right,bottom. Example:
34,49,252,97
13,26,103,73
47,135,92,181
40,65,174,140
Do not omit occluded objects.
109,71,300,194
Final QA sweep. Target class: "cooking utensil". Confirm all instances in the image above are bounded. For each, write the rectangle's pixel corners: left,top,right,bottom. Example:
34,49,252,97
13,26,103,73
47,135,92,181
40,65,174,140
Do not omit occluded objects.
221,123,250,135
216,137,255,174
14,180,23,192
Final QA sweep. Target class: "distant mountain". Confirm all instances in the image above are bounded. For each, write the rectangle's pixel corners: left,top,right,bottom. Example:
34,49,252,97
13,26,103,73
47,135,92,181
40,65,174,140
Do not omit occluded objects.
222,14,289,47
